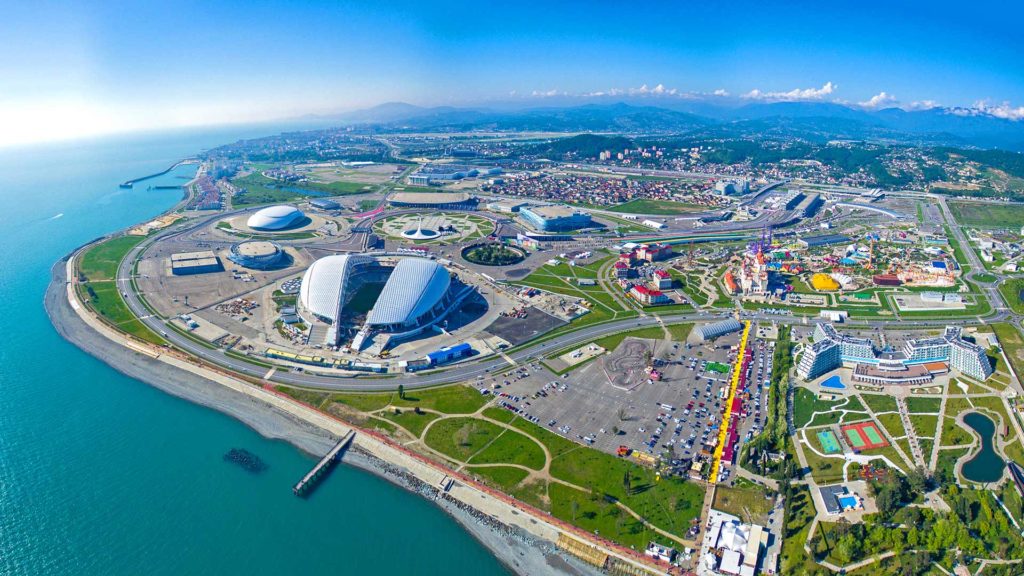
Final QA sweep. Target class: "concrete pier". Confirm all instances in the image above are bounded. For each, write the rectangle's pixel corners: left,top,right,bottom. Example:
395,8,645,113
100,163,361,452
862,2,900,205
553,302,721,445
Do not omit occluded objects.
293,430,354,496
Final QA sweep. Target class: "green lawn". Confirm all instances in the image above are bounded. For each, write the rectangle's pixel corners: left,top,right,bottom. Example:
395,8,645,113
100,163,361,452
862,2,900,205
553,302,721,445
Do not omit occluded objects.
905,396,942,413
992,323,1024,383
466,465,531,490
391,385,489,414
711,485,775,524
378,408,440,438
876,412,907,439
468,429,546,470
606,199,703,215
793,388,841,428
79,235,146,281
423,417,505,462
940,417,973,446
948,200,1024,228
860,393,898,413
482,406,517,423
998,278,1024,315
77,235,164,345
329,392,395,412
909,414,940,438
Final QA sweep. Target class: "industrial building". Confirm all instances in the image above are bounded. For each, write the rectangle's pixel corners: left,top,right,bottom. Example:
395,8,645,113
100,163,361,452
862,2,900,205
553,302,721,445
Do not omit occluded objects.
519,205,592,232
227,241,285,269
695,319,743,342
798,323,992,381
308,198,341,211
246,205,305,231
797,234,851,248
388,192,478,210
713,179,750,196
486,199,531,213
170,251,223,275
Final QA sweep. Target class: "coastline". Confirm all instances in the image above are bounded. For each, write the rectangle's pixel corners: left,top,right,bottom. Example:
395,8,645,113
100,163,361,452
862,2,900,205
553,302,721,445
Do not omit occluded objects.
44,255,603,576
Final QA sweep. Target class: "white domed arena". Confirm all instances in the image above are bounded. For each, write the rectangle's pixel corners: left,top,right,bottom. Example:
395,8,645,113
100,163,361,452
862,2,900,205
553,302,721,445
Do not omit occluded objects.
247,205,305,231
299,255,457,349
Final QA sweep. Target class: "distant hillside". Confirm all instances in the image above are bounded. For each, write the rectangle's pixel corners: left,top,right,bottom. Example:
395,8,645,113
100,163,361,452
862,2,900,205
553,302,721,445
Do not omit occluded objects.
526,134,635,159
317,100,1024,152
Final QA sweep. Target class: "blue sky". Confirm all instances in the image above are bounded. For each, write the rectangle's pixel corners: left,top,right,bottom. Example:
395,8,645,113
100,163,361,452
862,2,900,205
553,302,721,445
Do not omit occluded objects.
2,0,1022,145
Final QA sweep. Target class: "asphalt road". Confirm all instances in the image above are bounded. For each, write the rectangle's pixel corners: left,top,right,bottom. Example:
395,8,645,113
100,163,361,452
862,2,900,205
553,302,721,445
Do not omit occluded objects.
108,194,1022,392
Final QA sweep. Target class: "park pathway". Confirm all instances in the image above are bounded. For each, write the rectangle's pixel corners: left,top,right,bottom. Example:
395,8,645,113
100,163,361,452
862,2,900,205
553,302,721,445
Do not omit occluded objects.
896,396,927,469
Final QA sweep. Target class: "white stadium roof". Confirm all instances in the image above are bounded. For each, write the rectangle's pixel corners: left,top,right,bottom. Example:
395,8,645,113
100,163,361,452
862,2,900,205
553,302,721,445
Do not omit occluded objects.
247,205,304,230
299,256,451,329
368,258,450,327
299,255,372,321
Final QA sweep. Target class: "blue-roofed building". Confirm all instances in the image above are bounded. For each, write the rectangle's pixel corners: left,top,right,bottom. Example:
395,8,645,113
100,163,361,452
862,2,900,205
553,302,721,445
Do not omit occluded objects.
426,342,474,365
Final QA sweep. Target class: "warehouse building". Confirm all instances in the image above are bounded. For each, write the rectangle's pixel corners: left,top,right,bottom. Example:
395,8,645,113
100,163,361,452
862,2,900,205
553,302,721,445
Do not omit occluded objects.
308,198,341,211
695,319,744,342
798,234,851,248
170,250,223,275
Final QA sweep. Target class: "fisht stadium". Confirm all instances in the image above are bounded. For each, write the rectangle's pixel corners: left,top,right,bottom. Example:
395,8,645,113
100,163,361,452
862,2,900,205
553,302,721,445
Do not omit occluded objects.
247,205,305,231
299,255,465,350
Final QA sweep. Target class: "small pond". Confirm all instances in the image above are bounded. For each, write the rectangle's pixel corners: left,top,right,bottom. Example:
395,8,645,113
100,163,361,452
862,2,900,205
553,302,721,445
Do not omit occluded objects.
960,411,1004,483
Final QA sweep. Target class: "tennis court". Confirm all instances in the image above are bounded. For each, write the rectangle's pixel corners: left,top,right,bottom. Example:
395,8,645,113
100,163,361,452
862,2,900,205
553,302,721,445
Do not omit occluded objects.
706,362,730,374
817,430,841,454
841,421,889,451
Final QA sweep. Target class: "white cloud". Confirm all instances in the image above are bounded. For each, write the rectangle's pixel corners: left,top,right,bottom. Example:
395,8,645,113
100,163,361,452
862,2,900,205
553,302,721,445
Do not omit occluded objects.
713,89,729,97
742,82,836,101
971,99,1024,121
906,100,940,110
530,89,566,97
858,91,898,109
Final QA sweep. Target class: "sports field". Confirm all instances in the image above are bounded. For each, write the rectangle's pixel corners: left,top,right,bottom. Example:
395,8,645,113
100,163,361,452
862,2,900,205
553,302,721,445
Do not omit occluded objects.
706,362,730,374
817,430,841,454
841,421,889,451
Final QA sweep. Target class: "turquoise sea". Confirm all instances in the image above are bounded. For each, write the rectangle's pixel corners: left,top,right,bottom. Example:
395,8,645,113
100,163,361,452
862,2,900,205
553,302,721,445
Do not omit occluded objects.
0,127,507,575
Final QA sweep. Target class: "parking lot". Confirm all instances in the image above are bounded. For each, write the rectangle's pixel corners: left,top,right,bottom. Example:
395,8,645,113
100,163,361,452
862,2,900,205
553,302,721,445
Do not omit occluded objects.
474,324,776,482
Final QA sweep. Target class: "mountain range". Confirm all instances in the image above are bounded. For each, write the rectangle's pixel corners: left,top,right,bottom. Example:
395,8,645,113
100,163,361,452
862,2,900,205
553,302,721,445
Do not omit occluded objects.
315,101,1024,152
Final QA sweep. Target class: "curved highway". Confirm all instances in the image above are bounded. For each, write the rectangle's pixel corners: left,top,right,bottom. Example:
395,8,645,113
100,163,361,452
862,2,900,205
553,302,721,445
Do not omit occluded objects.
104,190,1021,392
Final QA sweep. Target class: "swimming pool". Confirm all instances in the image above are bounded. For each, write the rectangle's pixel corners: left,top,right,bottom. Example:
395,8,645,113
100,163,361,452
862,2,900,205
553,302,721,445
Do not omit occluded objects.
821,375,846,389
838,495,859,510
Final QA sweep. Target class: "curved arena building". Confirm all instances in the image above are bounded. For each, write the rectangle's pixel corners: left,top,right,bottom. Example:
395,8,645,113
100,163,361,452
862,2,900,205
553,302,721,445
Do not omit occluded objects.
247,205,305,231
228,241,285,269
299,255,458,349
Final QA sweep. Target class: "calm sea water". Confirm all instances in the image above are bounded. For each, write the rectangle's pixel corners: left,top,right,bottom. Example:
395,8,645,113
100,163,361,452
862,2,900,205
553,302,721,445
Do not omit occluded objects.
0,128,507,575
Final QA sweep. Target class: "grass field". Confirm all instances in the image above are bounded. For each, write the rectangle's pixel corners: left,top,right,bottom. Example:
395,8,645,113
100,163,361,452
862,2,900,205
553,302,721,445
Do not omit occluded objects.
948,200,1024,228
79,235,146,281
859,393,898,413
77,235,164,344
793,388,840,428
998,278,1024,315
378,408,440,438
711,485,775,524
423,417,505,462
992,323,1024,381
905,396,942,413
468,429,546,470
606,199,703,215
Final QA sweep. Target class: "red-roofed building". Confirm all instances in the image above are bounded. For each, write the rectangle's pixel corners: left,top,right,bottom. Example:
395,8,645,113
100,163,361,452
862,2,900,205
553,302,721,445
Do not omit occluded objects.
619,252,635,265
613,261,630,279
636,243,672,262
630,285,670,305
652,269,672,290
